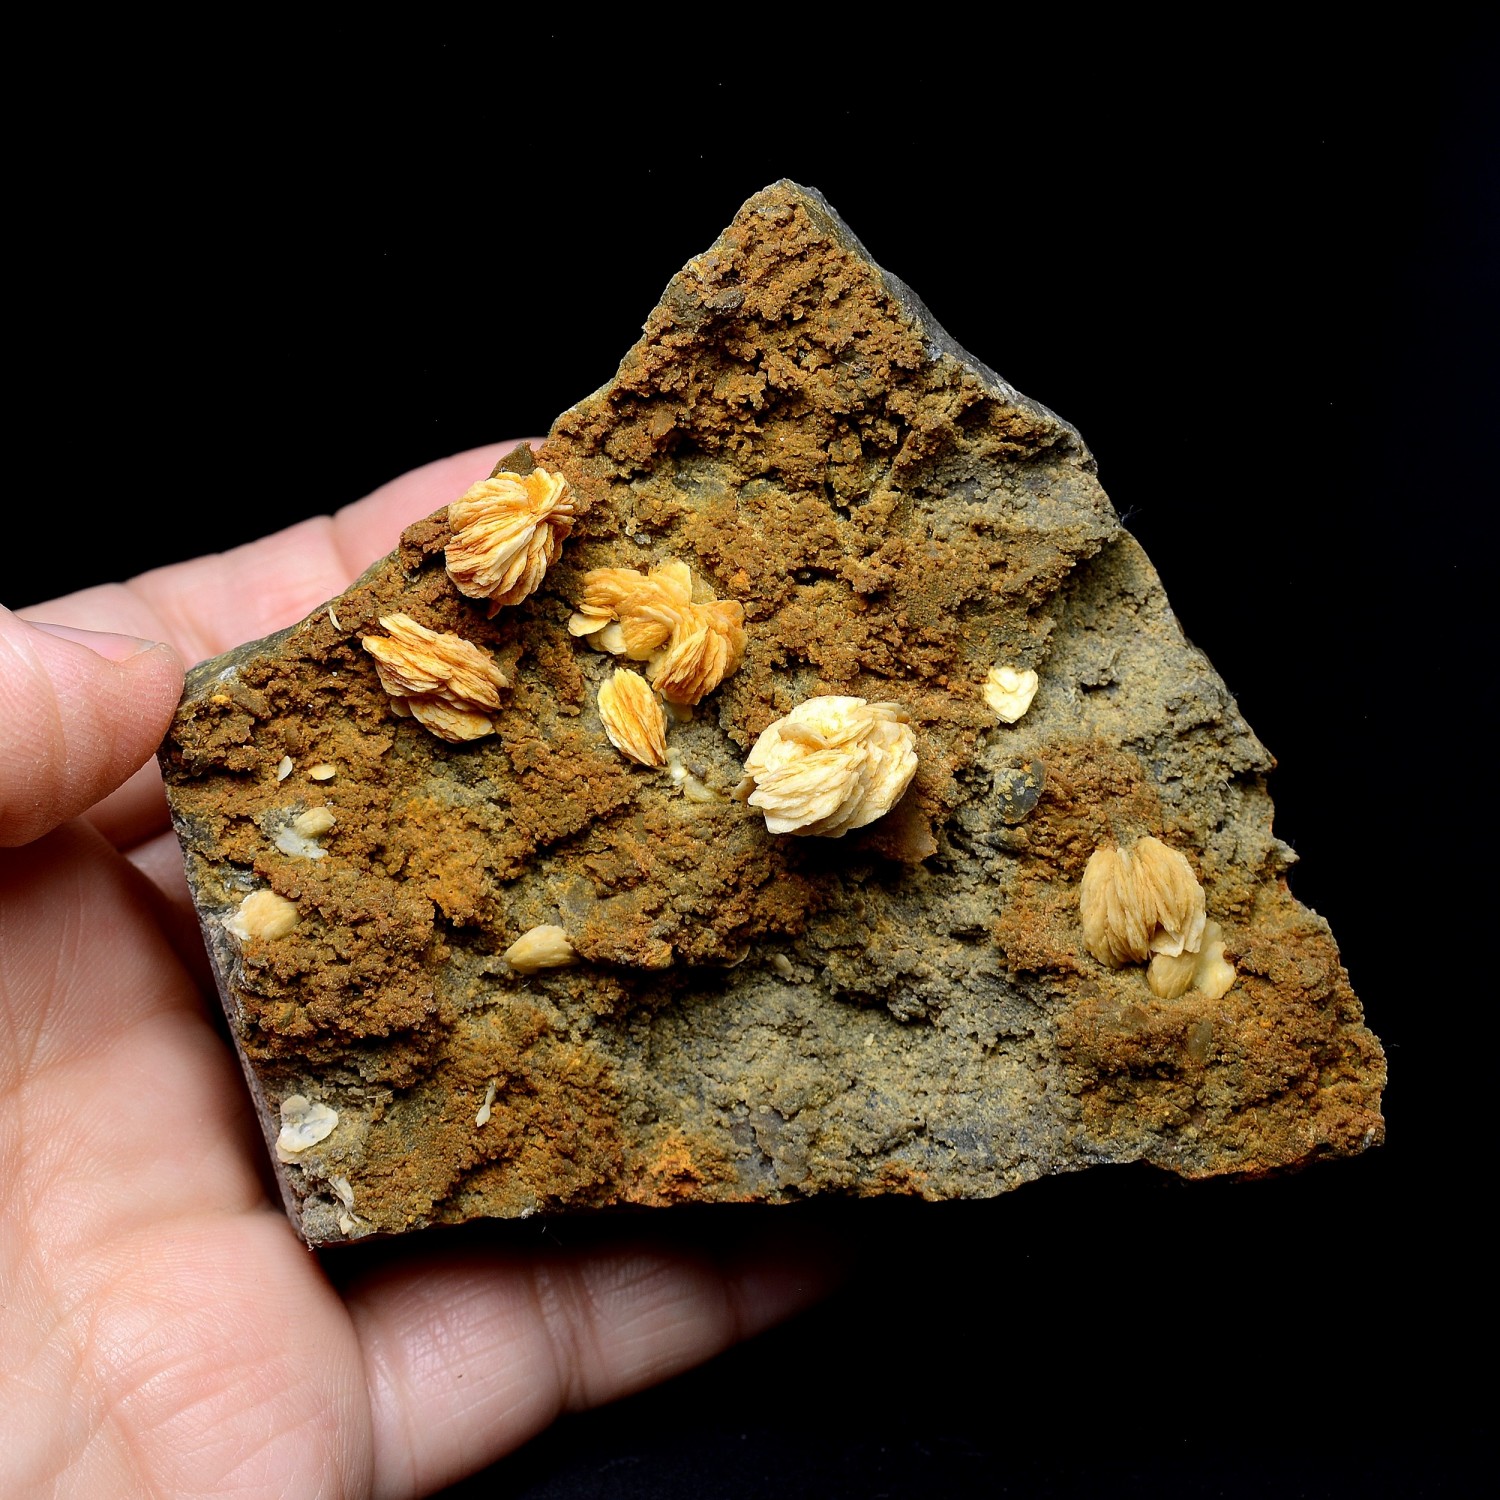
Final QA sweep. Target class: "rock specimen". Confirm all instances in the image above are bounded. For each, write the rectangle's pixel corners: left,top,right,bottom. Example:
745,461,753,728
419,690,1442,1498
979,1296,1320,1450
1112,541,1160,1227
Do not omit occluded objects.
158,181,1385,1247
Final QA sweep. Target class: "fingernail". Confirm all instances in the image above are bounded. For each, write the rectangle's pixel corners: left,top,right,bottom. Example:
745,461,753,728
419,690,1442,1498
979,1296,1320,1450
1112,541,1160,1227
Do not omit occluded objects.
27,619,165,662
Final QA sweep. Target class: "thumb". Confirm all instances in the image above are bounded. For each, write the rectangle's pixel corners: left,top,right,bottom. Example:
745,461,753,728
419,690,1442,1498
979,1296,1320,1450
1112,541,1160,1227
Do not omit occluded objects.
0,608,185,847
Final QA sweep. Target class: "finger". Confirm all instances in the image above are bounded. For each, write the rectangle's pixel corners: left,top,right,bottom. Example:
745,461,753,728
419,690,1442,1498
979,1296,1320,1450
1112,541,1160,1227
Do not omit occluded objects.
344,1233,836,1500
0,612,184,848
27,441,531,851
23,440,531,667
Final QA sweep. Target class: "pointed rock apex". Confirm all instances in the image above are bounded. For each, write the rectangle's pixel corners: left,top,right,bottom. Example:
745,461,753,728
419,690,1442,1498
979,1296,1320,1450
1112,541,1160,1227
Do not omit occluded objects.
160,181,1384,1246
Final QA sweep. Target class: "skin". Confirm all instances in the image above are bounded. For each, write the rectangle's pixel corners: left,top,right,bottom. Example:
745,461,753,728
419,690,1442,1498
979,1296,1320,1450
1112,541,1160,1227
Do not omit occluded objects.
0,442,834,1499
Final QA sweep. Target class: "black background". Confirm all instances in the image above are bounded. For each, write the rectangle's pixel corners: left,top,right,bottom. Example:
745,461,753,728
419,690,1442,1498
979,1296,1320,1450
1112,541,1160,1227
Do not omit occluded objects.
7,18,1494,1497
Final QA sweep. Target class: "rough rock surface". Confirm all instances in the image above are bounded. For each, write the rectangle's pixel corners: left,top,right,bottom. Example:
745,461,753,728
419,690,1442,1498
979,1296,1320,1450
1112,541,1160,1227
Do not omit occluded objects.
158,181,1385,1246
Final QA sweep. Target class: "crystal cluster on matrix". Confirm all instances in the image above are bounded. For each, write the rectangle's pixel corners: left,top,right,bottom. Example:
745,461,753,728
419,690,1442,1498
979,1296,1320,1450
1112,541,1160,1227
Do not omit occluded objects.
159,181,1385,1246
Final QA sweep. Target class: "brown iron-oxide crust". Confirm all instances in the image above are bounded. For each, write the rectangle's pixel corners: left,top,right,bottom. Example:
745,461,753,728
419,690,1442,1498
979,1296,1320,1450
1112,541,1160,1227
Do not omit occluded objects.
160,182,1384,1244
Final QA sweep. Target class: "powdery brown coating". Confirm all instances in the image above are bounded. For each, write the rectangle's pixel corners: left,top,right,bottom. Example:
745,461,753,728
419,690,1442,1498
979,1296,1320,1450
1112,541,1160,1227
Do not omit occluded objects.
160,182,1384,1245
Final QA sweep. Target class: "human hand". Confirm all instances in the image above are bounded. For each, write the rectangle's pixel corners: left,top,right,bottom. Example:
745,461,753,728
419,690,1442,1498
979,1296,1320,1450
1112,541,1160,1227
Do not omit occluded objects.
1,443,831,1498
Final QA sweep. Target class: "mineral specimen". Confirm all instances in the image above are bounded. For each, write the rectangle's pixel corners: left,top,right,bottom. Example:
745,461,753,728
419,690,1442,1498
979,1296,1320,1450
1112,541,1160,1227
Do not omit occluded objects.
158,180,1385,1246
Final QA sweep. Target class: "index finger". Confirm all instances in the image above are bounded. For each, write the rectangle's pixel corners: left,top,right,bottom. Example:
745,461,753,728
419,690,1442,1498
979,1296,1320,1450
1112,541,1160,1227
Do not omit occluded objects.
20,441,528,662
21,440,531,851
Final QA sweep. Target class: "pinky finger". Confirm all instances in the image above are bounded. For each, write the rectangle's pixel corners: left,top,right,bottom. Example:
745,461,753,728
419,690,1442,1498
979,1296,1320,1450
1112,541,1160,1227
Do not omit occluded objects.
342,1228,837,1500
